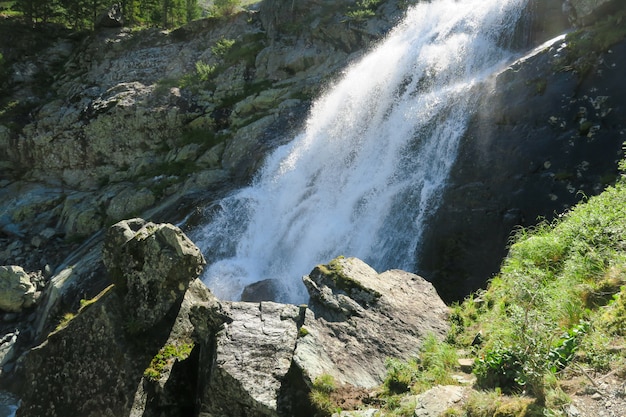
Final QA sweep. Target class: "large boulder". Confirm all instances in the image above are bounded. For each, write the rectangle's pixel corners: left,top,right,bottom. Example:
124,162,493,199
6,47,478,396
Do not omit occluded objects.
295,257,449,388
0,266,36,313
197,301,301,417
102,218,206,329
11,221,217,417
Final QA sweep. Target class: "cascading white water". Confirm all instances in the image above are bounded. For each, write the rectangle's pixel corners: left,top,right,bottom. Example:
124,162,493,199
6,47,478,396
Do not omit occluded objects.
192,0,528,304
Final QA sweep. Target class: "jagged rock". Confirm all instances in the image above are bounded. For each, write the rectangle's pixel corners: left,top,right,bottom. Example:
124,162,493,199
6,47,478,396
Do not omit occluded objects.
102,218,206,330
0,331,19,372
7,235,450,417
295,257,449,388
0,266,36,313
11,221,219,417
198,301,300,417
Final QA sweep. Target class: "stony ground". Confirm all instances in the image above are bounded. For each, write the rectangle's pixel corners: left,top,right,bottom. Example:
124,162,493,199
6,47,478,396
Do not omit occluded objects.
561,365,626,417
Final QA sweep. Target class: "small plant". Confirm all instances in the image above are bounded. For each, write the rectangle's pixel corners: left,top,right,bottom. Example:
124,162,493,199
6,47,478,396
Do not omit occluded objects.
383,334,458,395
474,344,525,393
211,37,236,57
195,61,216,82
344,0,381,22
384,357,419,394
144,342,194,382
309,374,337,417
548,321,590,372
54,312,76,332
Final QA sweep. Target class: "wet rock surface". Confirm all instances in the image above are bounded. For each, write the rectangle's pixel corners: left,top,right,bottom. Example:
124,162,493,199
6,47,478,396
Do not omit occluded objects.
419,34,626,302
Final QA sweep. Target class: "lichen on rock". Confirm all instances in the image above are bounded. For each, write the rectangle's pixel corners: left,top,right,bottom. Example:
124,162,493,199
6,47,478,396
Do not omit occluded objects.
102,218,206,330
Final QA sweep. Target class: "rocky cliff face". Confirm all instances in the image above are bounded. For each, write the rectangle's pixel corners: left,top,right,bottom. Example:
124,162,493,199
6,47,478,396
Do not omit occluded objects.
0,0,404,246
419,6,626,301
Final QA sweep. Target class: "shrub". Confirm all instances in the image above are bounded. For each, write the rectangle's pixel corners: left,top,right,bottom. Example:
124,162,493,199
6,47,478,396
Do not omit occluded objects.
195,60,216,82
211,37,236,57
383,334,458,395
210,0,240,18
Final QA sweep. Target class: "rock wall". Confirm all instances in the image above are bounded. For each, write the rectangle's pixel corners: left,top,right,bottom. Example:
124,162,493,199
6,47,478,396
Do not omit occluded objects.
419,20,626,301
0,0,404,246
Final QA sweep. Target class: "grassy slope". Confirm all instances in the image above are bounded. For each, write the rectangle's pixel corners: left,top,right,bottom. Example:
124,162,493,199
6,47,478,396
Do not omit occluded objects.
340,165,626,417
445,168,626,415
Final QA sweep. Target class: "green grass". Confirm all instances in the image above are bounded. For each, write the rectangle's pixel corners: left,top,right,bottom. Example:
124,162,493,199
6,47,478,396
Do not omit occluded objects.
449,167,626,409
416,159,626,416
309,374,337,417
144,342,194,381
382,334,458,396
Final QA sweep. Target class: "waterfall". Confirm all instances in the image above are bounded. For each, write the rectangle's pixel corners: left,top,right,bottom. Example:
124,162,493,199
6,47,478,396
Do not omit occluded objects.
192,0,528,304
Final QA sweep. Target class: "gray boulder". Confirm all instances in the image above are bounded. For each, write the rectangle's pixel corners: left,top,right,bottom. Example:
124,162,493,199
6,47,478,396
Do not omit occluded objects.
0,266,36,313
102,218,206,330
198,301,300,417
295,257,450,388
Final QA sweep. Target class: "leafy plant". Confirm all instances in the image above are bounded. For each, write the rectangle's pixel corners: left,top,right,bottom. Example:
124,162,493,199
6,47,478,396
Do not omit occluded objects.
547,321,589,372
344,0,381,22
195,60,216,82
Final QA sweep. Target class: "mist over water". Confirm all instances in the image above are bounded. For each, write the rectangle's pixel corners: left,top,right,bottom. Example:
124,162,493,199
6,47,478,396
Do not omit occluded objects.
192,0,528,304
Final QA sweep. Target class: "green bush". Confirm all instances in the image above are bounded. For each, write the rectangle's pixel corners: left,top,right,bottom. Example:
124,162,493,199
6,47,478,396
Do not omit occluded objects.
195,60,216,82
211,37,236,57
210,0,240,18
344,0,381,22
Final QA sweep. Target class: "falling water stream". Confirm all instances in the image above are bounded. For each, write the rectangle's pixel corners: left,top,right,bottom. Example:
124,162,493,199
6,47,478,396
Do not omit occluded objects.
192,0,528,304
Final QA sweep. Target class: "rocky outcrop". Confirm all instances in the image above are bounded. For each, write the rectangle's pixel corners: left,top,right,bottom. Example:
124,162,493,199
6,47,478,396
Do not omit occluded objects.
5,221,448,417
0,0,405,251
296,257,449,388
419,17,626,301
0,266,37,313
102,218,206,329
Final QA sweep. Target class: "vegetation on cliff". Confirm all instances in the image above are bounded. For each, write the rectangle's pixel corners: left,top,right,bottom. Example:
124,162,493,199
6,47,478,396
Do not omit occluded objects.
363,158,626,417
